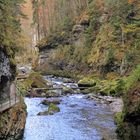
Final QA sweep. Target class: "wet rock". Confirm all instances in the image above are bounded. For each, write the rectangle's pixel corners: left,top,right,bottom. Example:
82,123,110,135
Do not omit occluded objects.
37,111,49,115
45,91,60,98
69,104,78,108
41,92,46,97
41,99,61,105
63,78,74,83
62,87,75,95
110,98,123,113
17,65,31,74
85,94,123,112
27,89,60,98
38,103,60,115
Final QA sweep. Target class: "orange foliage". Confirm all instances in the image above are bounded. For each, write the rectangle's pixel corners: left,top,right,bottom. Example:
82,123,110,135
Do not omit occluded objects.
128,0,135,4
106,72,119,80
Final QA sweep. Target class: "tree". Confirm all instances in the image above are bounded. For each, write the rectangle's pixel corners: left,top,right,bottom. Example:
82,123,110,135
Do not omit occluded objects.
0,0,25,48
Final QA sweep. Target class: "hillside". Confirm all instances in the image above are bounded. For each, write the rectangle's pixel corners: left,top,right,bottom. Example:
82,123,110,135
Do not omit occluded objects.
35,0,140,139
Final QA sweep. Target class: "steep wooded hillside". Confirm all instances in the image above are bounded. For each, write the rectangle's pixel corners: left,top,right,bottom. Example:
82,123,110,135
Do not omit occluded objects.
37,0,140,77
35,0,140,139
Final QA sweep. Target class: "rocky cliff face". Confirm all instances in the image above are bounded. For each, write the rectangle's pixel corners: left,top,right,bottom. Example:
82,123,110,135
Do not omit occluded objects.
0,48,26,140
36,16,89,74
0,101,26,140
116,83,140,140
0,49,14,101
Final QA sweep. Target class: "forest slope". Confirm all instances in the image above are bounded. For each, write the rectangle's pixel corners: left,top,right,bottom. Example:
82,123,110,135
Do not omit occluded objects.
36,0,140,139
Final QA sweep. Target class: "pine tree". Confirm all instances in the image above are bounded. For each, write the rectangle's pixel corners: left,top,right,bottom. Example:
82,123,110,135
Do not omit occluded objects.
0,0,25,48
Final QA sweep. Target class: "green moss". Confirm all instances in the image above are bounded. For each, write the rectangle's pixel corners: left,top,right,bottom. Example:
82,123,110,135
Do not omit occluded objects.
5,46,14,57
115,112,124,126
16,79,33,95
17,72,47,96
123,83,140,117
79,76,125,96
47,103,60,115
48,103,60,112
115,112,125,138
28,72,47,88
0,113,9,128
78,77,97,87
98,78,125,96
9,58,16,67
125,64,140,91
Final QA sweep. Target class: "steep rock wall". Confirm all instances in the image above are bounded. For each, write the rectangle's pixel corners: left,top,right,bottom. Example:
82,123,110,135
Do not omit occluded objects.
0,101,26,140
0,48,26,139
0,49,14,101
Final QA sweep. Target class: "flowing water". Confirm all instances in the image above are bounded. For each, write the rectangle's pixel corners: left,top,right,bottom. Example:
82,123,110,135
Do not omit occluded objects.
23,76,117,140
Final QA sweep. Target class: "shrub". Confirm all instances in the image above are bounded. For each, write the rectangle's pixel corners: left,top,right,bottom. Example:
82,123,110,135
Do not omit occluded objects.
125,64,140,91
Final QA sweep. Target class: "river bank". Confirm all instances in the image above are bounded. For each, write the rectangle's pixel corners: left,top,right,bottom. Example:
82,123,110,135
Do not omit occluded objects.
23,75,123,140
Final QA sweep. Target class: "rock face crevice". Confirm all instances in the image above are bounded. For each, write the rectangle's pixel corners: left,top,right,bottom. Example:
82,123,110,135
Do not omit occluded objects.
0,49,12,101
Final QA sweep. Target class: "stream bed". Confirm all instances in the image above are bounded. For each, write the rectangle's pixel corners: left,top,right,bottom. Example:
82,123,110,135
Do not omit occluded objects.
23,76,117,140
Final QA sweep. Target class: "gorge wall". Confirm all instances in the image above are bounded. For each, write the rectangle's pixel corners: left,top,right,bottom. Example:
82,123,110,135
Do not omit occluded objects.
0,49,14,101
0,48,26,140
35,0,140,139
0,1,28,139
0,101,26,140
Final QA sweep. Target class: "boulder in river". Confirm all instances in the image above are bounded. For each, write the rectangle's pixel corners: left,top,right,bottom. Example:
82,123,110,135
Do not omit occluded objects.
62,87,76,95
45,91,60,98
28,90,60,98
41,99,61,105
63,78,74,83
38,103,60,115
78,77,96,88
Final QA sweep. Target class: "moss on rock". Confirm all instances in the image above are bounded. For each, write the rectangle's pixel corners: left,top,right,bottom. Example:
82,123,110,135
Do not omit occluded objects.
41,99,61,105
38,103,60,115
78,76,124,96
48,103,60,114
29,72,47,88
78,77,97,87
114,64,140,139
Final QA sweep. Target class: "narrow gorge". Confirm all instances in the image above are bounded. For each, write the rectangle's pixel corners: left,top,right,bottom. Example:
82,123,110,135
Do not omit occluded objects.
0,0,140,140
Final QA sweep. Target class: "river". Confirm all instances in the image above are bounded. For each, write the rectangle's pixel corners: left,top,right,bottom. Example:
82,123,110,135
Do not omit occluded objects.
23,76,117,140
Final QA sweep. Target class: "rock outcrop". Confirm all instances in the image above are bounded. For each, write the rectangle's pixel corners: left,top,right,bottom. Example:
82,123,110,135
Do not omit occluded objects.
0,48,16,101
41,98,61,105
38,103,60,115
0,101,26,140
116,83,140,140
0,48,26,140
